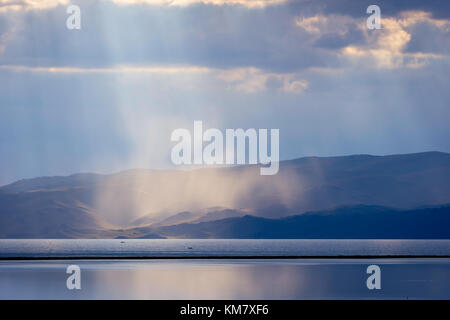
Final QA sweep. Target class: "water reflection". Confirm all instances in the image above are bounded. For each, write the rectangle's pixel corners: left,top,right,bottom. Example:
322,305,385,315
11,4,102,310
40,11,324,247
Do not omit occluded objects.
0,259,449,299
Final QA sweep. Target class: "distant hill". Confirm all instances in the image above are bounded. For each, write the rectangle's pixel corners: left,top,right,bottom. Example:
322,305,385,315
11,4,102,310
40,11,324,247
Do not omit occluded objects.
0,173,106,194
0,151,449,238
152,205,450,239
0,191,109,238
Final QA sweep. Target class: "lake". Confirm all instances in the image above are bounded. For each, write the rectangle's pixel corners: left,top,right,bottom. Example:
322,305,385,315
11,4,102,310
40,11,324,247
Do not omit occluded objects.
0,240,449,299
1,239,450,258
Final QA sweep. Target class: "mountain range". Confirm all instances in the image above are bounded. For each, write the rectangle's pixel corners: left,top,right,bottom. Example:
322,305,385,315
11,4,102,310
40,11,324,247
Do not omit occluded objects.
1,151,449,238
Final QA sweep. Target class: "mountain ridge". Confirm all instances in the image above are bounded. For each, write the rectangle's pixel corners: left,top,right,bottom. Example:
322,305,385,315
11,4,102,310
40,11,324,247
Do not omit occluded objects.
151,204,450,239
1,151,449,238
2,151,449,192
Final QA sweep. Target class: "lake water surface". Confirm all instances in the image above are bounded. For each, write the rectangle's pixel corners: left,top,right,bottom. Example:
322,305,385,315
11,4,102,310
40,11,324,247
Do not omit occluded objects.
1,239,449,258
0,240,449,299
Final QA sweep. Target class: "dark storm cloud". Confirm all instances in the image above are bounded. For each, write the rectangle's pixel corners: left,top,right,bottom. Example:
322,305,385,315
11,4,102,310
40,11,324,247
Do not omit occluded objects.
1,0,448,72
403,21,450,55
0,0,342,72
302,0,450,19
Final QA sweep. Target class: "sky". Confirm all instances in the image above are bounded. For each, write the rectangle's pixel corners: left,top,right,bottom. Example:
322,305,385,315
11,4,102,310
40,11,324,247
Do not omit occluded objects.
0,0,450,185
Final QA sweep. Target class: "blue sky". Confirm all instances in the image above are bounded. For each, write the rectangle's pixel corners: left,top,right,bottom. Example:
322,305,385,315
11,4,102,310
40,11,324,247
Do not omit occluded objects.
0,0,450,185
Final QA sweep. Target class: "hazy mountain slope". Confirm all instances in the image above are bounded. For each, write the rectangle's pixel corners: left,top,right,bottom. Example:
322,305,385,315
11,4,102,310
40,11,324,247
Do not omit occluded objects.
0,173,106,194
0,190,111,238
0,151,449,237
152,211,198,227
278,151,450,213
193,208,248,223
132,208,249,227
154,205,450,239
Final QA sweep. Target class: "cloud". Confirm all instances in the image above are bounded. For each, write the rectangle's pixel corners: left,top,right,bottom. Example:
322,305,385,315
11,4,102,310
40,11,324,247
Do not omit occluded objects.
0,0,287,12
339,11,449,69
0,0,330,73
294,11,450,69
0,0,68,11
0,63,308,94
0,64,213,73
7,2,448,73
217,67,308,93
295,14,356,36
398,10,450,29
112,0,288,8
312,0,450,20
